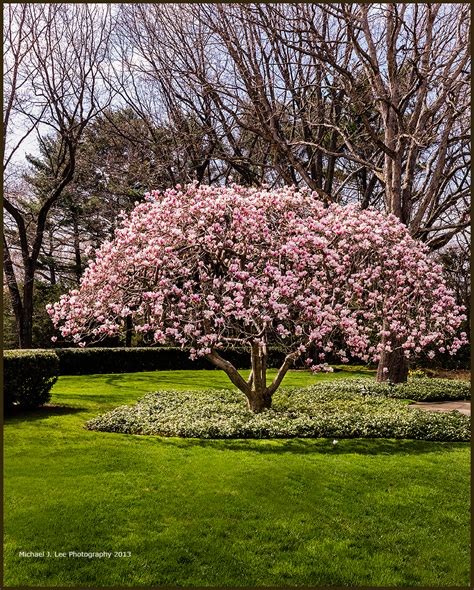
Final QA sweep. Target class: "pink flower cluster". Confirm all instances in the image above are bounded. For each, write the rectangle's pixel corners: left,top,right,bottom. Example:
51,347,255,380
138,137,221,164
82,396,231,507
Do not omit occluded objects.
47,183,467,367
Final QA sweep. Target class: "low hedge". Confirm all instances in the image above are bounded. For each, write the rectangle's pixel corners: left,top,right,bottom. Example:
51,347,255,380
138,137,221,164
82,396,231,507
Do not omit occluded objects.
4,347,471,391
20,347,372,375
4,350,59,411
54,347,208,374
85,386,470,441
310,378,470,402
50,346,289,375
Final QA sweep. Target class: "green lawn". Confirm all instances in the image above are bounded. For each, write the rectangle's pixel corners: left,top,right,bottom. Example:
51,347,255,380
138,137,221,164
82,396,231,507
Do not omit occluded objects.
4,369,470,587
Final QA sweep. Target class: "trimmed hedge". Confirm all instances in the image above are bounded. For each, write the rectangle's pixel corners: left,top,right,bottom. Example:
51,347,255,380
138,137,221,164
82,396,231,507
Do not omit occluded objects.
51,346,288,375
3,345,326,378
4,350,59,411
85,386,470,441
309,378,471,402
41,347,373,375
4,347,471,384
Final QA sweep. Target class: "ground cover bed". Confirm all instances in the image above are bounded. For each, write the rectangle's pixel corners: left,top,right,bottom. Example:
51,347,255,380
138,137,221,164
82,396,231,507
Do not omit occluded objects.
86,378,470,440
4,369,470,587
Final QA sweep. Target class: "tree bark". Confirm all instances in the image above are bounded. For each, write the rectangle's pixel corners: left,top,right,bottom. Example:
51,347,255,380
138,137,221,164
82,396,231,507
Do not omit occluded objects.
377,117,410,384
20,272,34,348
247,390,272,412
376,347,409,383
376,319,409,383
246,341,271,412
205,350,251,396
4,233,34,348
125,316,133,347
207,344,274,413
3,233,24,344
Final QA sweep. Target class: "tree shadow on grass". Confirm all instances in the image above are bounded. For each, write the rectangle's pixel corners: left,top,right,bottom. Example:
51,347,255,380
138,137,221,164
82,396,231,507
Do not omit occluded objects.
162,437,468,456
98,373,233,392
5,404,86,423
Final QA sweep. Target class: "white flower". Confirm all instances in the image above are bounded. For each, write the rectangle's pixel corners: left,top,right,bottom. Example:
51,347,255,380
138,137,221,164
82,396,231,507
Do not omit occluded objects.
332,439,338,445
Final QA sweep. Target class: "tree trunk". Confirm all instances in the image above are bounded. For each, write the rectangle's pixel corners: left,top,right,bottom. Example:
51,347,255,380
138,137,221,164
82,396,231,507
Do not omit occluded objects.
378,139,409,383
247,341,271,412
376,347,409,383
125,316,133,347
20,314,33,349
72,211,82,284
49,258,56,285
20,278,34,348
3,234,25,346
206,345,301,412
247,390,272,412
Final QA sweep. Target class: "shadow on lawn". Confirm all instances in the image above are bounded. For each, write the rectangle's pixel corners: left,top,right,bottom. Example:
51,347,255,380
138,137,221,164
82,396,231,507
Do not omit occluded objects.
164,437,468,456
5,405,85,423
102,373,231,391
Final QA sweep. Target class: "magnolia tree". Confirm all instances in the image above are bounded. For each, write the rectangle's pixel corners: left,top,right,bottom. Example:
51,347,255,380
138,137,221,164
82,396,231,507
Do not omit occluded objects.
47,184,467,412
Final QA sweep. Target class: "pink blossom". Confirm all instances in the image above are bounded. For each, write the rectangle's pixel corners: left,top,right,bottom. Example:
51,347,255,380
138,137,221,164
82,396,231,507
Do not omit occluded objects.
47,183,467,377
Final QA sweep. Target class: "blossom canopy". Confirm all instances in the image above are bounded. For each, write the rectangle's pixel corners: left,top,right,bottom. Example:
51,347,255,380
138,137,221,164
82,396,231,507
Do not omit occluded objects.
47,183,467,405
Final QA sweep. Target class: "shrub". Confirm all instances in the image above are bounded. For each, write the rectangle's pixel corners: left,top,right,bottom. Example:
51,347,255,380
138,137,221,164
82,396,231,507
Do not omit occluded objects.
54,347,208,374
4,350,59,411
86,384,470,441
2,346,370,377
50,346,289,375
319,378,470,402
408,368,427,379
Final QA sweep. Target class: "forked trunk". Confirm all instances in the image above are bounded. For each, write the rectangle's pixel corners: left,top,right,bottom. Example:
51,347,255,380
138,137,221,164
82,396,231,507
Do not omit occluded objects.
206,344,300,413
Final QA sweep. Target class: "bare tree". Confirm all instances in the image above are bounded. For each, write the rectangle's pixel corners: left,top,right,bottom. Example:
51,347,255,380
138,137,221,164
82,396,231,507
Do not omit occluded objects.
111,4,233,186
113,4,397,201
3,3,112,347
337,3,470,247
113,4,356,192
3,3,47,172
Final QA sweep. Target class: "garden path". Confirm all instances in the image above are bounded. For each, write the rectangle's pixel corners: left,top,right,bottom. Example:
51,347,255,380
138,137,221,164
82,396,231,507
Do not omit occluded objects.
409,401,471,416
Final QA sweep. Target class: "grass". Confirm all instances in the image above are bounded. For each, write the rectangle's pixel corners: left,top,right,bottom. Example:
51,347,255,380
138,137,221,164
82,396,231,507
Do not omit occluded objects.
4,369,470,587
